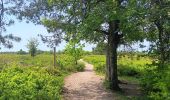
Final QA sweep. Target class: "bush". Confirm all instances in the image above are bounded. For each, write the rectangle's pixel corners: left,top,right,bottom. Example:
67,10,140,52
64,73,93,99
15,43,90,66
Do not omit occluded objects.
0,67,63,100
94,63,105,74
75,62,85,72
44,66,62,76
118,64,142,77
141,65,170,100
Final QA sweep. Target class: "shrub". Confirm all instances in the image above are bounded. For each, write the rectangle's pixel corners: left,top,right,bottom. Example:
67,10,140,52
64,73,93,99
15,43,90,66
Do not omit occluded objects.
94,63,105,74
0,54,86,99
118,64,142,77
44,66,62,76
75,62,85,72
141,65,170,100
0,67,63,100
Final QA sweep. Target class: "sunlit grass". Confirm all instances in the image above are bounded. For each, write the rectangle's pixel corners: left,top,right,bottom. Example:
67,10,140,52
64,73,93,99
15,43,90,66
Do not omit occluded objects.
83,55,152,76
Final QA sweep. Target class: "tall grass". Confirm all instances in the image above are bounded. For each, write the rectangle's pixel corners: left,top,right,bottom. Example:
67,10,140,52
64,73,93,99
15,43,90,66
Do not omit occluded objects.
83,55,152,76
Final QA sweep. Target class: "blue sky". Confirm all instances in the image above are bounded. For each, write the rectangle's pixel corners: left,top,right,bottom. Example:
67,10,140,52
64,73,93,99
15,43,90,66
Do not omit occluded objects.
1,20,95,52
1,18,149,52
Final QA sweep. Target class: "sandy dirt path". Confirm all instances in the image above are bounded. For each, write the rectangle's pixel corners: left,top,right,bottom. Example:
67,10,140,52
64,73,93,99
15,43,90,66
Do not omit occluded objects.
63,59,119,100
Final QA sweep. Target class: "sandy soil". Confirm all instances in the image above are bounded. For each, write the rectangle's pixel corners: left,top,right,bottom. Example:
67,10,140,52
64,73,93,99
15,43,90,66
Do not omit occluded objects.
63,60,119,100
63,59,141,100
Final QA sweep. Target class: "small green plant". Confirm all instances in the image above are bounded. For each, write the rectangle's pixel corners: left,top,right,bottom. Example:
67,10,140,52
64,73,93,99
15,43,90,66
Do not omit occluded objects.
76,62,85,72
64,41,84,65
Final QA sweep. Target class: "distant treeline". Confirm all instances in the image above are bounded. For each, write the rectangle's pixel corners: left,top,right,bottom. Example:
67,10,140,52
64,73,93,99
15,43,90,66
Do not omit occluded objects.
0,49,92,55
0,49,53,55
0,49,149,58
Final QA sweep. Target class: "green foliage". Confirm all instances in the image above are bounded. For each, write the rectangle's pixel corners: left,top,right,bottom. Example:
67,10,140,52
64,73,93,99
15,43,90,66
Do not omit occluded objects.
83,51,93,55
64,41,84,65
83,55,105,75
0,66,63,100
83,54,170,99
141,65,170,100
75,62,85,72
83,55,152,76
0,53,86,99
118,55,151,77
92,42,107,55
27,38,39,57
0,54,85,72
0,1,21,49
134,0,170,65
56,55,85,72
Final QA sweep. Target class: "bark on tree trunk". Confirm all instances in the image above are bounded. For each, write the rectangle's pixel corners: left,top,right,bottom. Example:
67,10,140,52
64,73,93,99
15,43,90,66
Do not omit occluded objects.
106,20,120,90
106,36,111,81
155,20,165,68
158,26,165,67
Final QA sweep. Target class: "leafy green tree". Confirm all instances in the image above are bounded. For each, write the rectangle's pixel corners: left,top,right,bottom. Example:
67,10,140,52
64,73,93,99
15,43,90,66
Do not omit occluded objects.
147,0,170,66
127,0,170,67
133,1,170,99
41,0,124,90
65,41,84,65
27,38,39,57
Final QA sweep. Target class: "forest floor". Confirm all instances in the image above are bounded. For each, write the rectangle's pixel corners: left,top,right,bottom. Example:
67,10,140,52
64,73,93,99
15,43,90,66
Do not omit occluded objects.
63,59,141,100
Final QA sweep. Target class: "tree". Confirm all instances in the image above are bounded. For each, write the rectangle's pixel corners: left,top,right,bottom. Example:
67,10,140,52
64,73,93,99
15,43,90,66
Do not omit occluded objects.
41,0,124,90
134,1,170,99
9,0,146,90
39,30,63,67
27,38,39,57
149,0,170,67
65,41,84,65
0,0,21,49
135,0,170,67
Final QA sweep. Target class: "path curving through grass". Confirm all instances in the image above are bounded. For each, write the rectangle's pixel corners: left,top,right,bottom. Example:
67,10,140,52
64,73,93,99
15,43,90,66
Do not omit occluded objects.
63,59,117,100
63,59,142,100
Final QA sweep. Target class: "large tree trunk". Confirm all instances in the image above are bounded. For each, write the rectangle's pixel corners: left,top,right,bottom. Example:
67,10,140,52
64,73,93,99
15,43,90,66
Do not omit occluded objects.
106,20,120,90
155,20,166,68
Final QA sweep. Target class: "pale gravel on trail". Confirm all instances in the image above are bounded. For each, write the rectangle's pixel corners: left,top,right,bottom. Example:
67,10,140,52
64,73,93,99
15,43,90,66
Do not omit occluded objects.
63,59,119,100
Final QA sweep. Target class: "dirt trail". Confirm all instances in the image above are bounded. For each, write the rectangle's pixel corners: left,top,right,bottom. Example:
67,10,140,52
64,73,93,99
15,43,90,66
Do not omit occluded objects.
63,59,117,100
63,59,141,100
